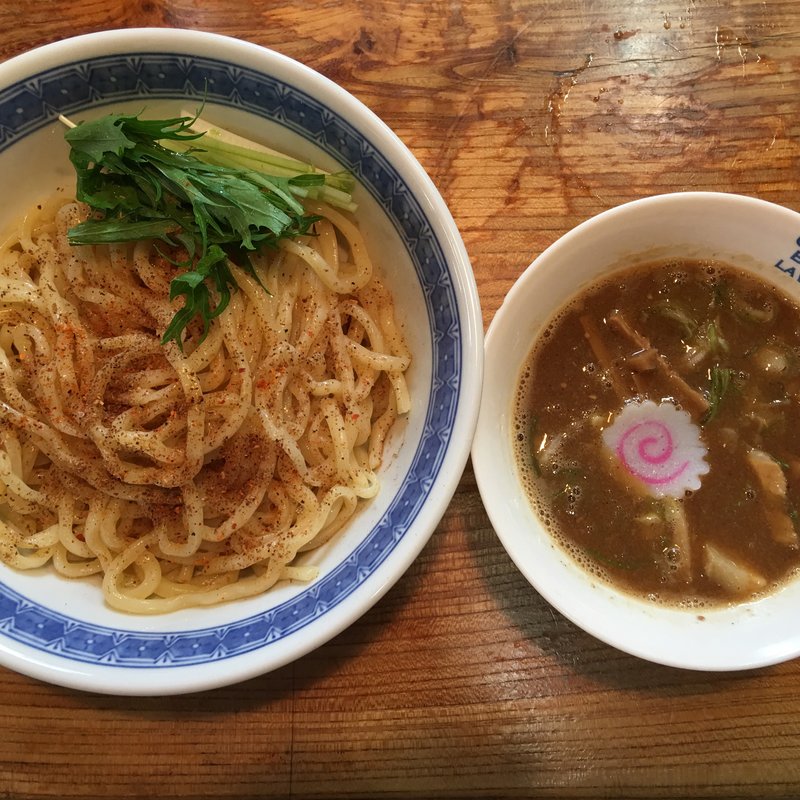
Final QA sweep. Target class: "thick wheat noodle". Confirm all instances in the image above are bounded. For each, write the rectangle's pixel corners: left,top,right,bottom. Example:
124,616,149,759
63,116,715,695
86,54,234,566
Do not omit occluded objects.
0,198,411,613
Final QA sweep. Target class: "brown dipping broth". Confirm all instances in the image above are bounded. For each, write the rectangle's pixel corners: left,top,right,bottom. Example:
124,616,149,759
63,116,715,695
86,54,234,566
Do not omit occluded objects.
513,259,800,607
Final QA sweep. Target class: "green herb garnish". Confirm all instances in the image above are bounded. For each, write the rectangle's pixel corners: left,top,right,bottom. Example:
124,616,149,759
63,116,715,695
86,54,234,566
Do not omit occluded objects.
61,111,346,346
704,320,729,355
165,114,357,211
651,300,696,339
701,365,733,423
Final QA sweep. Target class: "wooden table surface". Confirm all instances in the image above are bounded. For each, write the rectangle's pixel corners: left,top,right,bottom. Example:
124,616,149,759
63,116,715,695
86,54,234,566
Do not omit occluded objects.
2,1,800,798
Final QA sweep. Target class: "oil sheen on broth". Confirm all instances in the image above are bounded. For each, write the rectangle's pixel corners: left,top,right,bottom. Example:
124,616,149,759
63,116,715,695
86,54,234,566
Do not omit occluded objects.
513,259,800,607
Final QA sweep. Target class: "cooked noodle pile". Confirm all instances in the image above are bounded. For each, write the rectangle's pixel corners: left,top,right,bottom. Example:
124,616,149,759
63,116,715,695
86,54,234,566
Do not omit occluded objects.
0,198,410,613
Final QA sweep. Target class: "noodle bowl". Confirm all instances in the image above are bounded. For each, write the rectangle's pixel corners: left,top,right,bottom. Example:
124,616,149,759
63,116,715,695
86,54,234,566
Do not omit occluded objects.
0,197,410,614
0,28,481,694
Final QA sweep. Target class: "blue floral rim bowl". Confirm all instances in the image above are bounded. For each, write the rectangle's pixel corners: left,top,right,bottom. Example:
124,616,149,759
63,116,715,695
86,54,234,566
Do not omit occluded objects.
0,28,483,695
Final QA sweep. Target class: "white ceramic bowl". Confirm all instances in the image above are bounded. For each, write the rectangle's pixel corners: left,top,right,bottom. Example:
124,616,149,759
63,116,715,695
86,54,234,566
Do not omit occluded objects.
473,192,800,671
0,29,483,694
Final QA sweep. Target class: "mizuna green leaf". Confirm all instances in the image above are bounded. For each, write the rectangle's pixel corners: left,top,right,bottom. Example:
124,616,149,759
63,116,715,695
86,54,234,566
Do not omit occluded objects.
62,110,330,346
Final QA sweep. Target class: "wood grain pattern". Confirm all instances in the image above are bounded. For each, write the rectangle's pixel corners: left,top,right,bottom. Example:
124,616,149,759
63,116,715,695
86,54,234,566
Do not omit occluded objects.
2,1,800,797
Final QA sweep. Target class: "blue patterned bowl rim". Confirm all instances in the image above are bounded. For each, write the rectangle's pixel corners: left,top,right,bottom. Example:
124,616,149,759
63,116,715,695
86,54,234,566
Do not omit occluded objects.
0,30,482,694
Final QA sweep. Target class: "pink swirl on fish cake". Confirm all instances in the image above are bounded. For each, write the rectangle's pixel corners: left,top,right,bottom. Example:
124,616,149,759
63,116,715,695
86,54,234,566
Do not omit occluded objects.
601,400,709,498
